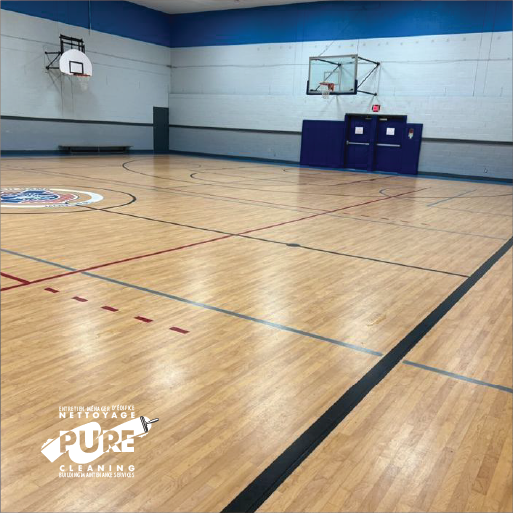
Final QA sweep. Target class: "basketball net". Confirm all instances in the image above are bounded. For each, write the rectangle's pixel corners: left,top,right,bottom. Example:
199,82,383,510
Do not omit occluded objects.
319,82,335,99
74,74,91,91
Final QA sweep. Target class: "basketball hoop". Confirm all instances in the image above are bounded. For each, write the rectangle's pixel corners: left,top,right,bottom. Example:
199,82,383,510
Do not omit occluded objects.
73,73,91,91
319,82,335,99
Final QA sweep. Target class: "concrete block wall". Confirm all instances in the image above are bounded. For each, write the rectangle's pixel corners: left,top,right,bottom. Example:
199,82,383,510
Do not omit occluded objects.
1,1,512,180
168,32,513,141
166,1,512,179
1,7,170,150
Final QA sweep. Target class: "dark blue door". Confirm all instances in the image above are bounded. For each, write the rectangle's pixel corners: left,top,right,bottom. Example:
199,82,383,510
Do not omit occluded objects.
345,116,373,170
374,117,406,173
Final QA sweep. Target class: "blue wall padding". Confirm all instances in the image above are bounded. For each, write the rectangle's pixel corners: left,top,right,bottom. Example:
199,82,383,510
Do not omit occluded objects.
300,120,346,168
302,117,424,174
402,124,424,175
1,1,511,48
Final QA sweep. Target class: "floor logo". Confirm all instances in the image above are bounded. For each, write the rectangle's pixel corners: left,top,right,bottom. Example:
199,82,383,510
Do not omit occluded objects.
43,406,158,478
1,187,103,208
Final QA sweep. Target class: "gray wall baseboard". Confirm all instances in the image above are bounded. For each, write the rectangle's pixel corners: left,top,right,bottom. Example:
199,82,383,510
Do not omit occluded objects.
169,125,513,181
1,118,154,151
169,126,301,163
418,140,513,180
2,118,511,181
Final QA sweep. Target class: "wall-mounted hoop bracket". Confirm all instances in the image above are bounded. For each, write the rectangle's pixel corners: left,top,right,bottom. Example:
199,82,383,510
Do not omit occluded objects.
45,35,86,71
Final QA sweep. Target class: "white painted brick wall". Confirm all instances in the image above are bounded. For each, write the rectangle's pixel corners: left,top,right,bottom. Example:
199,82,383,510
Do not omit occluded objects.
1,10,171,123
169,32,513,141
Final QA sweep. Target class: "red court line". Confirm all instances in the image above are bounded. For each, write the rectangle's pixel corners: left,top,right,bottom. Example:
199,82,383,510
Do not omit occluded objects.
170,326,189,334
44,287,59,293
72,296,88,302
0,234,232,291
239,188,427,236
167,174,397,213
135,316,153,323
0,188,424,292
1,282,30,292
101,305,119,312
1,272,30,285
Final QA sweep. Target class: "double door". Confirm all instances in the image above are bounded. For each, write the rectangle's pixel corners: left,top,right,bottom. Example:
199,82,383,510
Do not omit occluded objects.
345,114,422,174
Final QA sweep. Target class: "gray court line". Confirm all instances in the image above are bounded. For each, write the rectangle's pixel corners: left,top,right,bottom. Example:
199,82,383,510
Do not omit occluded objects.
0,248,382,357
327,212,507,241
3,249,511,394
1,248,77,271
427,189,477,207
403,360,513,394
432,205,513,217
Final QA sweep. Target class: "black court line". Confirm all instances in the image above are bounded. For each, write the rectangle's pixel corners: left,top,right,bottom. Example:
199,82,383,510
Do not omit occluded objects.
221,236,513,513
12,167,317,216
86,207,469,278
13,163,507,242
123,159,391,199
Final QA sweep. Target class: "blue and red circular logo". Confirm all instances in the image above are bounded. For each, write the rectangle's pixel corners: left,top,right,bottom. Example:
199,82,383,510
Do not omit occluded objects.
1,188,103,208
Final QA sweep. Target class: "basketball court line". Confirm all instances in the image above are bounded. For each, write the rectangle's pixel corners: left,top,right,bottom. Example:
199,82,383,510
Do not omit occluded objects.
187,168,392,187
426,189,477,207
0,234,232,291
122,159,419,200
432,205,513,217
8,164,510,242
9,167,321,215
378,185,513,199
379,197,513,216
83,206,470,277
235,188,428,235
0,248,381,357
4,246,513,393
402,361,513,394
0,187,426,292
11,160,510,222
0,271,30,284
123,157,398,190
1,247,509,390
327,212,509,240
8,163,507,241
221,236,513,513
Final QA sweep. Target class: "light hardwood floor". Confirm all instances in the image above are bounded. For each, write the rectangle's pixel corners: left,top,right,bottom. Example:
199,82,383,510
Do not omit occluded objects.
1,155,512,512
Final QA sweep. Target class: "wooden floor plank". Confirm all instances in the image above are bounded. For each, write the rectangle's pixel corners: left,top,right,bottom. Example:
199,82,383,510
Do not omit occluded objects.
1,155,511,512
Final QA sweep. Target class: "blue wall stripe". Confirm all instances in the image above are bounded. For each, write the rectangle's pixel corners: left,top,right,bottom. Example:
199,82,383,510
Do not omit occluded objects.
1,1,173,47
2,1,511,49
168,1,512,48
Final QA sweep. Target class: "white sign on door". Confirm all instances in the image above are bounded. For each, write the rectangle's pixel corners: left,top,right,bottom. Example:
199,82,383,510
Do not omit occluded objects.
355,127,364,134
386,127,395,136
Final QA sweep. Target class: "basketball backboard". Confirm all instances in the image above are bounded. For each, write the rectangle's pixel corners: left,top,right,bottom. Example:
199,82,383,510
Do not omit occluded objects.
59,49,92,76
307,54,358,95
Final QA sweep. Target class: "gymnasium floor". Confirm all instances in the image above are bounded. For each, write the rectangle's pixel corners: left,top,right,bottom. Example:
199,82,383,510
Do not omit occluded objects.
1,155,512,512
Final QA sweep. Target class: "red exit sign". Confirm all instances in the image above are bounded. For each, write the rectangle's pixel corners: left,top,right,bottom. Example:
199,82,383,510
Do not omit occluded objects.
372,104,381,112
